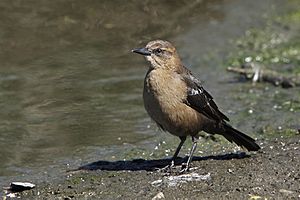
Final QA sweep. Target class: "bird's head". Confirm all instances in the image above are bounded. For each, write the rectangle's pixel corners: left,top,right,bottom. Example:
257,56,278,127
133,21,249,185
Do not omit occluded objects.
132,40,181,70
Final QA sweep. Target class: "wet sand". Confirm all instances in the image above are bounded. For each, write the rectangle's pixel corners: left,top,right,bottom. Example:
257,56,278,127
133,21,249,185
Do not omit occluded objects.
18,133,300,199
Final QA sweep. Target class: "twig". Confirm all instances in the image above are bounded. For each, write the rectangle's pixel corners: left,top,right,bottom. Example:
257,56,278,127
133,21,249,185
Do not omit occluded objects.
227,63,300,88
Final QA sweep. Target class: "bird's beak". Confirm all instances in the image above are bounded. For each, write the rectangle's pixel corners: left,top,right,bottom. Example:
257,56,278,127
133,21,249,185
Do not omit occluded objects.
131,47,151,56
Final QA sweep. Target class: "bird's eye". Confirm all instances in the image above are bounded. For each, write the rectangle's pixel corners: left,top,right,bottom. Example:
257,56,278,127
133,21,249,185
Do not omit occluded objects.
154,48,163,54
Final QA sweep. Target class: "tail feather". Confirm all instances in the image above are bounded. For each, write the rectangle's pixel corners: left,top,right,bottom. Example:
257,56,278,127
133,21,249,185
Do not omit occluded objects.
221,124,260,151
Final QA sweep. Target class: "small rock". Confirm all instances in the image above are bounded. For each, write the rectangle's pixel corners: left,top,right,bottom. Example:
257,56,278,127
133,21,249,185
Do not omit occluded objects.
6,193,17,198
166,173,211,187
9,182,35,193
248,194,262,200
279,189,293,194
151,179,163,187
151,173,211,187
152,192,165,200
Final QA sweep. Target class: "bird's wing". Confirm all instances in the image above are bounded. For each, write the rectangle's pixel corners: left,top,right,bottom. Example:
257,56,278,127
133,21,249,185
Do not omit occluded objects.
182,70,229,122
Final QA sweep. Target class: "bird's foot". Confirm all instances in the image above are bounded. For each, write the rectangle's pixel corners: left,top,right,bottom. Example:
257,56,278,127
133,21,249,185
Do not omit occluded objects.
156,160,175,173
179,163,190,173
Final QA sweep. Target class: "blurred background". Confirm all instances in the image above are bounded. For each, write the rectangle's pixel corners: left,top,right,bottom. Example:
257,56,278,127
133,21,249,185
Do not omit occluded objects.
0,0,298,188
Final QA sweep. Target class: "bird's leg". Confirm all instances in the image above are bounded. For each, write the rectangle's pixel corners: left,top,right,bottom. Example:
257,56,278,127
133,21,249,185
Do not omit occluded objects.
157,136,186,172
170,136,187,167
181,136,198,173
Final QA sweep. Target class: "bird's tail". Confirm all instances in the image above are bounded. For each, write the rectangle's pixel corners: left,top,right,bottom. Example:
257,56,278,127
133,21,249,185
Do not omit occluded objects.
221,124,260,151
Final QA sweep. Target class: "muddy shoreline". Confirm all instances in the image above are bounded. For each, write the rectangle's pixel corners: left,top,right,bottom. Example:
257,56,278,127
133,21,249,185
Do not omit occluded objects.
15,134,300,199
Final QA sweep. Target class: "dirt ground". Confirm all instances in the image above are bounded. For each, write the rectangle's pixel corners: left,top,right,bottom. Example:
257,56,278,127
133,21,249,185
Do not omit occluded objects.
12,133,299,199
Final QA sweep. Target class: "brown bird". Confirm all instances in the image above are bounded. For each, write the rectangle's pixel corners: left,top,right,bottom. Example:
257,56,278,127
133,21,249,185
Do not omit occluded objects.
132,40,260,172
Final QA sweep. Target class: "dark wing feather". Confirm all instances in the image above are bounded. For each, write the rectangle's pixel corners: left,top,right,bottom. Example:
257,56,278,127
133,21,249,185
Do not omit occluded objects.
182,71,229,122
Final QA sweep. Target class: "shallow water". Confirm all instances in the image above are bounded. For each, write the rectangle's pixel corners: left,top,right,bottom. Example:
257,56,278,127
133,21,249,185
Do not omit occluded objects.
0,0,295,188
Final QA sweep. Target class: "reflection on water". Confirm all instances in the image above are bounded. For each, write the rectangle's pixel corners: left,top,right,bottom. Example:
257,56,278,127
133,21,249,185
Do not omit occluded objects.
0,0,284,185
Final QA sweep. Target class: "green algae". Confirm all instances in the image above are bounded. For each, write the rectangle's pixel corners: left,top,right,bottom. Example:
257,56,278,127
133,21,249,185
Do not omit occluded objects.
227,7,300,75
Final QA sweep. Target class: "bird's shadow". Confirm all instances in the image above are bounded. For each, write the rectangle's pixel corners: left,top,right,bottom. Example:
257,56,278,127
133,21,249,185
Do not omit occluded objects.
74,152,249,172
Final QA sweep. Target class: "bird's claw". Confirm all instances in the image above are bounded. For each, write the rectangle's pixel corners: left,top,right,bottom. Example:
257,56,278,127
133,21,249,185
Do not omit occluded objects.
156,160,175,173
179,163,190,173
156,161,191,174
156,165,172,173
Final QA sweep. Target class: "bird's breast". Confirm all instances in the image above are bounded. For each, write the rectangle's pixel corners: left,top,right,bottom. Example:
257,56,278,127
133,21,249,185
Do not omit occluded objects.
143,69,204,136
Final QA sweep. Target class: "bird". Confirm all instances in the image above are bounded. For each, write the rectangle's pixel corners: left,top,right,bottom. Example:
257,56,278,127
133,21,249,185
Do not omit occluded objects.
132,40,260,172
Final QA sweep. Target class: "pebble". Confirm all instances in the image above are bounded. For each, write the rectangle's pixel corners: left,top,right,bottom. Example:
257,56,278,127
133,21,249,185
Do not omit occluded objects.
9,182,35,193
152,192,165,200
279,189,294,194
